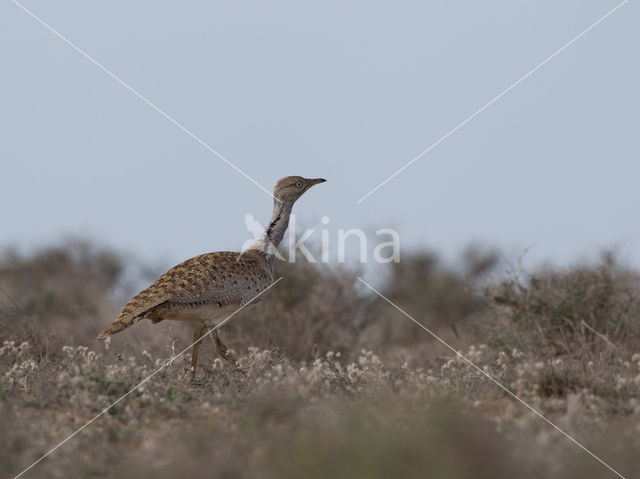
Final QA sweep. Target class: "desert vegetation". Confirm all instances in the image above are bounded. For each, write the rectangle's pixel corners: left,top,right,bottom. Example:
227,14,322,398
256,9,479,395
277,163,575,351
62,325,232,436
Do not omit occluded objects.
1,240,639,478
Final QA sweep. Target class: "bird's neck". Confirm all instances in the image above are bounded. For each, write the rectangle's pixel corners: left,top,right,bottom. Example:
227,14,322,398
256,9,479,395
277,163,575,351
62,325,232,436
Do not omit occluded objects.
250,199,293,260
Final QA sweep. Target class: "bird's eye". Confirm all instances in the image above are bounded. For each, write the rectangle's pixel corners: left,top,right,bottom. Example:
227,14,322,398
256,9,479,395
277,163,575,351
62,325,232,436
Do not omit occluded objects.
295,181,303,188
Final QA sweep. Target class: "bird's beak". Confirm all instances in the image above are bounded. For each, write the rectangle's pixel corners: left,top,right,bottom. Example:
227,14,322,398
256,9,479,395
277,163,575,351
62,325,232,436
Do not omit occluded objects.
308,178,327,185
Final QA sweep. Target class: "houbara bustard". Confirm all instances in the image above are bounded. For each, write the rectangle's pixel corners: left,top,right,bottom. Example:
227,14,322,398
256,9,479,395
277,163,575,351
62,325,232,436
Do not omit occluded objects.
97,176,326,377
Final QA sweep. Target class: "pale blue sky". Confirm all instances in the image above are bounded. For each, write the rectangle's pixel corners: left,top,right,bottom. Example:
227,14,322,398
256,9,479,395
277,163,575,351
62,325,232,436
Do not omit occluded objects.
1,0,638,269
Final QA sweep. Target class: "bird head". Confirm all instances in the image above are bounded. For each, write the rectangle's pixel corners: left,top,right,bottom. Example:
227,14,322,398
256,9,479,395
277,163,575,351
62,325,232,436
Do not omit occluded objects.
273,176,326,204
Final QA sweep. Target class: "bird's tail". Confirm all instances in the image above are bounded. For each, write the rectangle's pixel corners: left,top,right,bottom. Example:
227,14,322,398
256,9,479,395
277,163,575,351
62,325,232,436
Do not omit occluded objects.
96,314,142,339
97,291,165,339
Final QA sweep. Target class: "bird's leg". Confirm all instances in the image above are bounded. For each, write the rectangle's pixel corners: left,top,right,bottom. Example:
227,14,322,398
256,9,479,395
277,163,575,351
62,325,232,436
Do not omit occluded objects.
190,323,209,379
211,330,245,374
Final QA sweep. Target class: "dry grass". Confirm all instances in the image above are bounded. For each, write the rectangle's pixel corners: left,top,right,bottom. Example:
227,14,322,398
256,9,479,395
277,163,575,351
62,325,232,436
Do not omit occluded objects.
1,242,640,478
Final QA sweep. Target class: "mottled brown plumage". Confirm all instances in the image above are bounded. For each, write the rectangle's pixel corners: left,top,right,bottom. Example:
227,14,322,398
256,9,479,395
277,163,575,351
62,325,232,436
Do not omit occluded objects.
97,251,271,338
97,176,326,378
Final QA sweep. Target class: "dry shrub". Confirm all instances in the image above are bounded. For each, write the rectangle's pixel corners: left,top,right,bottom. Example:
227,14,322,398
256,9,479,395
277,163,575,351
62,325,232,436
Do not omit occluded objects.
384,251,481,326
0,239,139,357
355,249,497,361
489,256,640,355
218,260,369,361
0,239,124,317
219,247,497,363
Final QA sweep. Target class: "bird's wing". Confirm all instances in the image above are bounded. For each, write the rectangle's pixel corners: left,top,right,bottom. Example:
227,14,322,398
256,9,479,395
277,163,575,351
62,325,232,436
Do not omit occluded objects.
97,251,262,338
